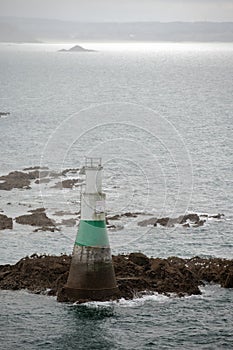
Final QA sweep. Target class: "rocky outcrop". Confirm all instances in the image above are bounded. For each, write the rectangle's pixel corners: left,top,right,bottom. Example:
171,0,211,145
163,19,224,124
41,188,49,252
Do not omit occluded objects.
138,213,224,228
15,208,55,227
0,214,13,230
0,253,232,303
0,169,49,191
0,167,81,191
113,254,201,299
0,254,70,292
183,256,233,288
0,171,32,190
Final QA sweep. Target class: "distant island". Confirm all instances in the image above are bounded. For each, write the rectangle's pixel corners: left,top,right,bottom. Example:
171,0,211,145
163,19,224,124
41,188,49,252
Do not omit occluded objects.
0,18,233,43
58,45,96,53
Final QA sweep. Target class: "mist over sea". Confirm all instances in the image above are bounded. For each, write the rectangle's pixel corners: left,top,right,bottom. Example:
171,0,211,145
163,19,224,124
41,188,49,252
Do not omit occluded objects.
0,42,232,349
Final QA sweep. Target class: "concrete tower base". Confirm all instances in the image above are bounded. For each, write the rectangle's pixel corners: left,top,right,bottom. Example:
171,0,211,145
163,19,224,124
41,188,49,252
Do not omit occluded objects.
59,245,119,303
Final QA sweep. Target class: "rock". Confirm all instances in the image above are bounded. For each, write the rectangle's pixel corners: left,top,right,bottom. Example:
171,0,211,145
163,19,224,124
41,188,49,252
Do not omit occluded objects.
107,214,121,220
157,217,171,227
61,168,79,176
0,254,232,303
0,168,52,190
128,252,150,266
23,166,48,171
223,272,233,288
107,212,140,221
58,45,96,53
138,217,158,227
122,212,138,218
0,214,13,230
29,208,46,213
193,220,206,227
0,255,71,293
33,226,61,232
209,213,225,219
0,112,10,117
107,224,124,231
0,171,31,190
34,178,50,184
15,211,55,227
185,257,233,287
137,213,212,228
52,179,81,189
178,213,200,224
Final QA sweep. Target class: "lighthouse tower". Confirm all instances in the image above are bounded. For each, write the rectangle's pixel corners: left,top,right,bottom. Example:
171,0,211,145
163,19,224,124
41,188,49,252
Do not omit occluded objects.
63,157,119,302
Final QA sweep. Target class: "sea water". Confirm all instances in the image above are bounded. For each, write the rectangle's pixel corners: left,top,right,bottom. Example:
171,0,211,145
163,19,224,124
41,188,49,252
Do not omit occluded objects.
0,42,232,349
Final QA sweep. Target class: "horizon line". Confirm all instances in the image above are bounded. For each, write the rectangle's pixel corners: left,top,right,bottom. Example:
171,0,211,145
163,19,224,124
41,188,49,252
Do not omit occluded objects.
0,16,233,24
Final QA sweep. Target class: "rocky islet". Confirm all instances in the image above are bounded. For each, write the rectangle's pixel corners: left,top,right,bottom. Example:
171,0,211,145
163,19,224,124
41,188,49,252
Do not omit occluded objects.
0,253,232,303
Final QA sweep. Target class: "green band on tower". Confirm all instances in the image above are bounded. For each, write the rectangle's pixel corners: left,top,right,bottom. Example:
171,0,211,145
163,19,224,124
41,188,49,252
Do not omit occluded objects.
75,220,109,247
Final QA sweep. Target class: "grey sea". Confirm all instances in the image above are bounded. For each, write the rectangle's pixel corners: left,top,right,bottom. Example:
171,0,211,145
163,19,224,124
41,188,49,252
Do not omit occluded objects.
0,42,233,349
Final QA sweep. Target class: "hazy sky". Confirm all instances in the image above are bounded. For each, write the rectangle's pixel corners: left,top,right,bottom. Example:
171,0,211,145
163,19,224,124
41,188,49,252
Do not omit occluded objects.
0,0,233,22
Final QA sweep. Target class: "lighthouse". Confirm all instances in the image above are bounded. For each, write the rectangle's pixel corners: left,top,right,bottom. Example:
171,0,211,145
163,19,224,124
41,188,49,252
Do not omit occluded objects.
62,157,119,302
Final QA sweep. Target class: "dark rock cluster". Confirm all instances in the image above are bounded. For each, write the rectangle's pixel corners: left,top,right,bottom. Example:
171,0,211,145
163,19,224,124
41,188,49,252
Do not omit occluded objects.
0,253,232,303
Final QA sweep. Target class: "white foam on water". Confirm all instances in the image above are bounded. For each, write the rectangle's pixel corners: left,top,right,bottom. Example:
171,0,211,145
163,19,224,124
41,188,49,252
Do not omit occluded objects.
74,292,171,309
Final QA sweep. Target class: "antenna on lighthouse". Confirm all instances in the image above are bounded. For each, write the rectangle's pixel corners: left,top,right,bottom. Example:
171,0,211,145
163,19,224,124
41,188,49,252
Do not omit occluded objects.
59,157,119,302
